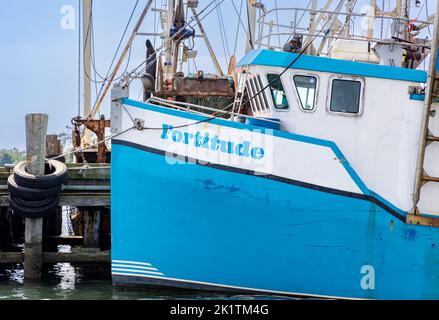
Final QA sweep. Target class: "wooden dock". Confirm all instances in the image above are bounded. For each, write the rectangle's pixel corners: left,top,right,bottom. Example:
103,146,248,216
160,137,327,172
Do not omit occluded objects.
0,163,111,266
0,163,110,207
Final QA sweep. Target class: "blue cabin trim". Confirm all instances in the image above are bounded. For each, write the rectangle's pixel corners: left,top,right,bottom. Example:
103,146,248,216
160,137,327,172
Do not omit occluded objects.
409,93,439,102
410,94,426,101
236,49,427,83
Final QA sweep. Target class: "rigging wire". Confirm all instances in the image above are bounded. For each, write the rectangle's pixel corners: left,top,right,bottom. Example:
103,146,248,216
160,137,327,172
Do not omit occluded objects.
114,0,222,77
425,0,432,37
64,0,340,159
124,1,342,133
232,0,245,56
87,0,225,121
227,4,340,118
87,0,140,113
127,0,227,83
415,0,427,20
76,0,139,141
215,0,231,65
287,0,312,42
327,0,358,55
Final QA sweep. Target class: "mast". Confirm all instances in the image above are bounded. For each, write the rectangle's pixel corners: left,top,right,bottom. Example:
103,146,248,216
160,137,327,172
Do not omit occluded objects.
171,0,185,76
246,0,257,53
82,0,92,147
164,0,175,81
305,0,318,55
367,0,376,40
402,0,411,41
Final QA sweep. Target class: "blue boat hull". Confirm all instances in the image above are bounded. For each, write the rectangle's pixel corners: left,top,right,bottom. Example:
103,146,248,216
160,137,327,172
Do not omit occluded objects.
111,141,439,300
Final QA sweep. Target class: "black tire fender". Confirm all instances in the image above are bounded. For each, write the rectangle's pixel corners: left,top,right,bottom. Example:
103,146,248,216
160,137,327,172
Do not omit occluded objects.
13,160,68,189
12,196,59,208
7,174,62,201
9,195,60,219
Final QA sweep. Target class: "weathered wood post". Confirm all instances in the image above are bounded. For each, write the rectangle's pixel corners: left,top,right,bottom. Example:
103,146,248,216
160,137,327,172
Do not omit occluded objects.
0,208,6,252
45,135,63,243
46,135,62,159
24,114,48,282
83,208,100,248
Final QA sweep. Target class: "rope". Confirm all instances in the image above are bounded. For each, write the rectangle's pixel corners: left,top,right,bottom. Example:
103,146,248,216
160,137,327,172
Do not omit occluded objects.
52,125,136,162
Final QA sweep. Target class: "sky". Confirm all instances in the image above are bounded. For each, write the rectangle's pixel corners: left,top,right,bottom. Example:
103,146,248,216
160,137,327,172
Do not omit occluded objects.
0,0,434,150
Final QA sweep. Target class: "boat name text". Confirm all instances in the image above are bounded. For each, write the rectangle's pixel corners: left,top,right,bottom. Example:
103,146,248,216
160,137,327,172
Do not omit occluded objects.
161,124,265,160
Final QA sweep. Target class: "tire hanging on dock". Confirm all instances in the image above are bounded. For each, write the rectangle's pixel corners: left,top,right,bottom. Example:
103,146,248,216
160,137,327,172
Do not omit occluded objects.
7,160,68,219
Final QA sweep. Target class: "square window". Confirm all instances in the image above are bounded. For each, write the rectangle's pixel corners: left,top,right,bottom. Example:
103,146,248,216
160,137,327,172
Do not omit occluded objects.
330,79,361,114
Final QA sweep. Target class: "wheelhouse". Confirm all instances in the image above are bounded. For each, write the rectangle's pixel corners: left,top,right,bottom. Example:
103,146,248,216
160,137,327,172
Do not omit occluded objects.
234,49,438,216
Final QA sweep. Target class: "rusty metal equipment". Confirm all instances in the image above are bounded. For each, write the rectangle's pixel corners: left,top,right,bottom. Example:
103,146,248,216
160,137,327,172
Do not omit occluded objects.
157,76,234,98
72,115,111,164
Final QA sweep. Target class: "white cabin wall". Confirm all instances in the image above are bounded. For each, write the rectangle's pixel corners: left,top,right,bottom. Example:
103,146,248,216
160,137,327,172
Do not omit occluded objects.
250,65,437,214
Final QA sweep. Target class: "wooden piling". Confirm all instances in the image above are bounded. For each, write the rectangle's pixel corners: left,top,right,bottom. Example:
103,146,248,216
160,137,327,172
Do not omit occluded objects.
0,207,6,251
24,114,48,282
46,135,62,159
45,135,62,243
83,208,101,248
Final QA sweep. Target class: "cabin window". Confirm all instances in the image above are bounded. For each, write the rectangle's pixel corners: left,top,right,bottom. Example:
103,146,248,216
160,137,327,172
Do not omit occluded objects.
293,75,317,110
330,79,362,114
267,74,289,110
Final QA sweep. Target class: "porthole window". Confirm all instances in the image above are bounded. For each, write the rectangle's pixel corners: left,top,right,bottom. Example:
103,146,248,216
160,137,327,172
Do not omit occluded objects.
267,74,289,110
293,75,317,111
330,79,362,114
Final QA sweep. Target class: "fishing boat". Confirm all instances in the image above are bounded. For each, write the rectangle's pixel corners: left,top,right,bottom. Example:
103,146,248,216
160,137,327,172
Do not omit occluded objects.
107,0,439,299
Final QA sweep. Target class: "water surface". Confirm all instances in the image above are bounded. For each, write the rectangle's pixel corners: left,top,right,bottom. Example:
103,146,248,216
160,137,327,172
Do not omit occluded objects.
0,263,293,300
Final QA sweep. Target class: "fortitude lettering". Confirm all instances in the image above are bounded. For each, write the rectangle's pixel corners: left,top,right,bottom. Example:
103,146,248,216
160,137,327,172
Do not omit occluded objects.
161,124,265,160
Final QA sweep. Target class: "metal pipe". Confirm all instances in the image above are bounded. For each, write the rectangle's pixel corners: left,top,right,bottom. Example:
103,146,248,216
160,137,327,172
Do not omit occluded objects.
255,32,432,49
148,96,282,125
256,7,431,25
82,0,92,146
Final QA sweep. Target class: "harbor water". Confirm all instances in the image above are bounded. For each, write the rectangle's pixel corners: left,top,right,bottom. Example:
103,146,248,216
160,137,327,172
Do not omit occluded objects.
0,263,294,300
